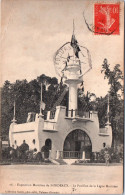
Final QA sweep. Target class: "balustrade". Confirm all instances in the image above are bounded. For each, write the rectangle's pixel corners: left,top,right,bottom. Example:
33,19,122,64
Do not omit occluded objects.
50,110,56,119
66,109,90,118
58,151,82,159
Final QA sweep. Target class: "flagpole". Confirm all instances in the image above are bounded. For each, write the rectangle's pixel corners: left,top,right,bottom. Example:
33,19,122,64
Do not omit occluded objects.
107,92,110,124
12,100,16,123
73,19,75,65
13,100,15,120
40,83,42,114
73,19,75,36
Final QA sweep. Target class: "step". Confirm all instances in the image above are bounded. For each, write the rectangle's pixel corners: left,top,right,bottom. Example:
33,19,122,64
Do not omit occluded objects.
54,159,67,165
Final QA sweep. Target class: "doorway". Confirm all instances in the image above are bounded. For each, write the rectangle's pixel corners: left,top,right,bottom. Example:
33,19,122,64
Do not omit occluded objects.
63,129,92,159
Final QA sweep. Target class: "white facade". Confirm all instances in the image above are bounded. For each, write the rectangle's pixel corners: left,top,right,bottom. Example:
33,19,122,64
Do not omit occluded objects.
9,106,112,159
9,45,112,160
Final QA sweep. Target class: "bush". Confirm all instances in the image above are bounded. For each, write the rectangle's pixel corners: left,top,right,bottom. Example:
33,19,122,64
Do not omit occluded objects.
2,147,11,160
1,146,44,163
27,149,43,162
95,147,122,163
75,159,89,164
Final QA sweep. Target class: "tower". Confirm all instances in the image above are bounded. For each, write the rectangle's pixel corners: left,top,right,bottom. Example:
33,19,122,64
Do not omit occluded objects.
64,59,83,116
63,22,83,116
54,22,92,117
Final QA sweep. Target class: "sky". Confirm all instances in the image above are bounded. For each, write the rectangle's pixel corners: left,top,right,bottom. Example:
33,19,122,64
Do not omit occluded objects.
1,0,124,97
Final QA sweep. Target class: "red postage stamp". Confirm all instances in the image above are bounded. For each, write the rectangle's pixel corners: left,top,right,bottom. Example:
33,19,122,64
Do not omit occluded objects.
94,4,120,35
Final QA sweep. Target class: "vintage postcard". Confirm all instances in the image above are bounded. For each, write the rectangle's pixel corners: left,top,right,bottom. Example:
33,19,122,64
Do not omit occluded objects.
0,0,124,194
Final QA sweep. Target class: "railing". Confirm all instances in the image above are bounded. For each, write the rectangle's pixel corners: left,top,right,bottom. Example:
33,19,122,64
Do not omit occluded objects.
66,109,90,118
43,111,47,120
59,151,82,159
27,112,36,122
50,110,56,119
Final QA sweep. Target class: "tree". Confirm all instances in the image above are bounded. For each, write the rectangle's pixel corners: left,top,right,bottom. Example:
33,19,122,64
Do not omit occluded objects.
101,59,123,146
78,89,96,113
1,75,60,139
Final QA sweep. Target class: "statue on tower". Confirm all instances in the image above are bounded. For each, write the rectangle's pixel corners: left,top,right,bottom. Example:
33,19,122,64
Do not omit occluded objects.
53,21,92,83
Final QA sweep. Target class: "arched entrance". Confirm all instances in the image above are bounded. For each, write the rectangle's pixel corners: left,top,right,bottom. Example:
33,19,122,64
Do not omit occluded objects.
41,139,52,159
63,129,92,159
45,139,52,150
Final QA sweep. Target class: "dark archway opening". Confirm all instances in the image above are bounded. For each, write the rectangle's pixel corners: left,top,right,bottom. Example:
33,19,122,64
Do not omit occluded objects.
45,139,52,150
41,139,52,159
63,129,92,159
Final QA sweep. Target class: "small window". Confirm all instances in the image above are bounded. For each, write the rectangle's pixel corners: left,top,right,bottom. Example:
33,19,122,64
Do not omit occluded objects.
14,140,17,144
103,143,106,148
33,139,35,144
